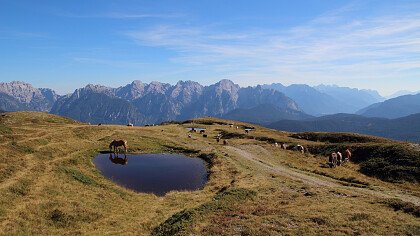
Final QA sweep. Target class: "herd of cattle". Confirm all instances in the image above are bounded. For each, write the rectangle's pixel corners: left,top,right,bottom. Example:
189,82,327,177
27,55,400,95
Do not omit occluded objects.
188,126,352,168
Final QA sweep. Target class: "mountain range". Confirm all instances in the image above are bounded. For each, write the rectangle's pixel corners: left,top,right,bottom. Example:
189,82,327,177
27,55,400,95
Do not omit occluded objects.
1,80,419,142
261,83,384,115
50,80,302,125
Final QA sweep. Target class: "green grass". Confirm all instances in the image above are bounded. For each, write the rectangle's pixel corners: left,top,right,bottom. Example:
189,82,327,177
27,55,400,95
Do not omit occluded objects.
59,166,97,186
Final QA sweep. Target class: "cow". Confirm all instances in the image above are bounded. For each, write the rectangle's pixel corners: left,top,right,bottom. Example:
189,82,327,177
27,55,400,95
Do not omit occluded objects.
329,152,337,168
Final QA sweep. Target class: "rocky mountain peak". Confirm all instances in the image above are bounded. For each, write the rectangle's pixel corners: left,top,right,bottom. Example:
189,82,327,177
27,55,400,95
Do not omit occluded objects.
0,81,41,103
146,81,170,94
0,81,59,112
131,80,144,89
213,79,240,95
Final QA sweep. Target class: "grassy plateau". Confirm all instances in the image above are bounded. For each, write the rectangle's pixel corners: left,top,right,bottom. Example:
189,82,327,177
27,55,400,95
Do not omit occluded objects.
0,112,419,235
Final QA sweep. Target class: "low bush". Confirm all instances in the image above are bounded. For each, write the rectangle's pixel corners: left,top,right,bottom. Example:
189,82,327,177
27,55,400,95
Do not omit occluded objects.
383,199,420,217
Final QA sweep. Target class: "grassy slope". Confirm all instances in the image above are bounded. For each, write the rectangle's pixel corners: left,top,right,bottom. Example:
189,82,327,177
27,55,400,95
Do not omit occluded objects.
0,112,419,235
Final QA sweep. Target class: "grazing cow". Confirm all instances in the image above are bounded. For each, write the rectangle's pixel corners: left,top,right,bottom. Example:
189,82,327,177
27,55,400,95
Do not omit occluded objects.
200,130,205,134
98,123,102,126
230,124,234,128
245,129,249,134
274,142,279,147
109,140,128,154
236,126,239,129
223,140,228,145
296,145,305,154
281,143,288,149
216,137,220,143
344,149,352,162
337,152,343,166
188,134,192,138
203,134,208,138
329,152,337,168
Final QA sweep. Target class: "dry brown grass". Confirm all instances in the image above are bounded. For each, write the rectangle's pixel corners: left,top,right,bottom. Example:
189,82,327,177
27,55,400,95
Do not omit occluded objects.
0,113,418,235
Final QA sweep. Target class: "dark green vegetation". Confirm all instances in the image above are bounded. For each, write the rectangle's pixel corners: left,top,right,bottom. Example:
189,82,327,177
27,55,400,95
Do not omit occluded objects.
382,199,420,217
268,113,420,143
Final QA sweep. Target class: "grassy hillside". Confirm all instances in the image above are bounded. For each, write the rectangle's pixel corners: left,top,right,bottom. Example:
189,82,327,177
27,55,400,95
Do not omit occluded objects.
0,112,419,235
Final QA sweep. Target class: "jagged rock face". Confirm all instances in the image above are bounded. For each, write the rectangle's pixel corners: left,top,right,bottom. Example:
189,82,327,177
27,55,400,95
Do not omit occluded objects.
0,93,30,111
238,85,299,111
51,79,302,125
195,79,240,117
0,81,59,111
0,81,41,103
115,80,145,100
50,92,144,125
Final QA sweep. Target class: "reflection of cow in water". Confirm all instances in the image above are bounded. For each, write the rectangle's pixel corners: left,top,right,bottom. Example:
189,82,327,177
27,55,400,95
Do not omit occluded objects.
109,153,128,165
109,140,128,154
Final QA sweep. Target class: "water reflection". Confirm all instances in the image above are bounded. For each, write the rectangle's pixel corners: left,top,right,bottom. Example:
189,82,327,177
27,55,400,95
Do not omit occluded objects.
94,153,208,196
109,153,128,165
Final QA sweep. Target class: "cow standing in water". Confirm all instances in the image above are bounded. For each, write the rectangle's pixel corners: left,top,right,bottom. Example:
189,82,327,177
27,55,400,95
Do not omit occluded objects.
109,140,128,155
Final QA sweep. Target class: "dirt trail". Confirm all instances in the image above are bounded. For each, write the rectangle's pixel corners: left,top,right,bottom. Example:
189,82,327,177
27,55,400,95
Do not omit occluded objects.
225,146,339,187
225,145,420,206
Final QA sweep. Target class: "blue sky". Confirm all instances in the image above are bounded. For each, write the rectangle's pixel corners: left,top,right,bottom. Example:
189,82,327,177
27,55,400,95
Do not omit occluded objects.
0,0,419,95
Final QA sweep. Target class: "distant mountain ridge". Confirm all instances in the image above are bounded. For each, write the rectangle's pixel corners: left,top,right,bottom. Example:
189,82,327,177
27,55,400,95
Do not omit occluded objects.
262,83,384,115
268,113,420,143
357,93,420,119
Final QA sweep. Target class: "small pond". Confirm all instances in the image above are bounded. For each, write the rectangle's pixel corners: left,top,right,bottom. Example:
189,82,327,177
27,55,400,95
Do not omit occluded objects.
93,153,208,196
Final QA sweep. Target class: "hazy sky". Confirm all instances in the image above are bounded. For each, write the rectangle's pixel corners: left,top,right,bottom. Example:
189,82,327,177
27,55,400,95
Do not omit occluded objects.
0,0,419,95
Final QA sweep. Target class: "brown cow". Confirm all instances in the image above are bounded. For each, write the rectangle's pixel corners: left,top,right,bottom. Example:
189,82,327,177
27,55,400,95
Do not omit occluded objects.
109,140,128,154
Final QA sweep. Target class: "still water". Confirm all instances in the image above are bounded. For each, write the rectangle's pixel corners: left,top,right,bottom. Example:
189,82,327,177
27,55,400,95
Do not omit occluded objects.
93,153,208,196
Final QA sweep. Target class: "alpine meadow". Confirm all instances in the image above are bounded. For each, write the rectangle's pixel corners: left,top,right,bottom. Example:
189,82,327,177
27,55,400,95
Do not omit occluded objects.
0,1,419,235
